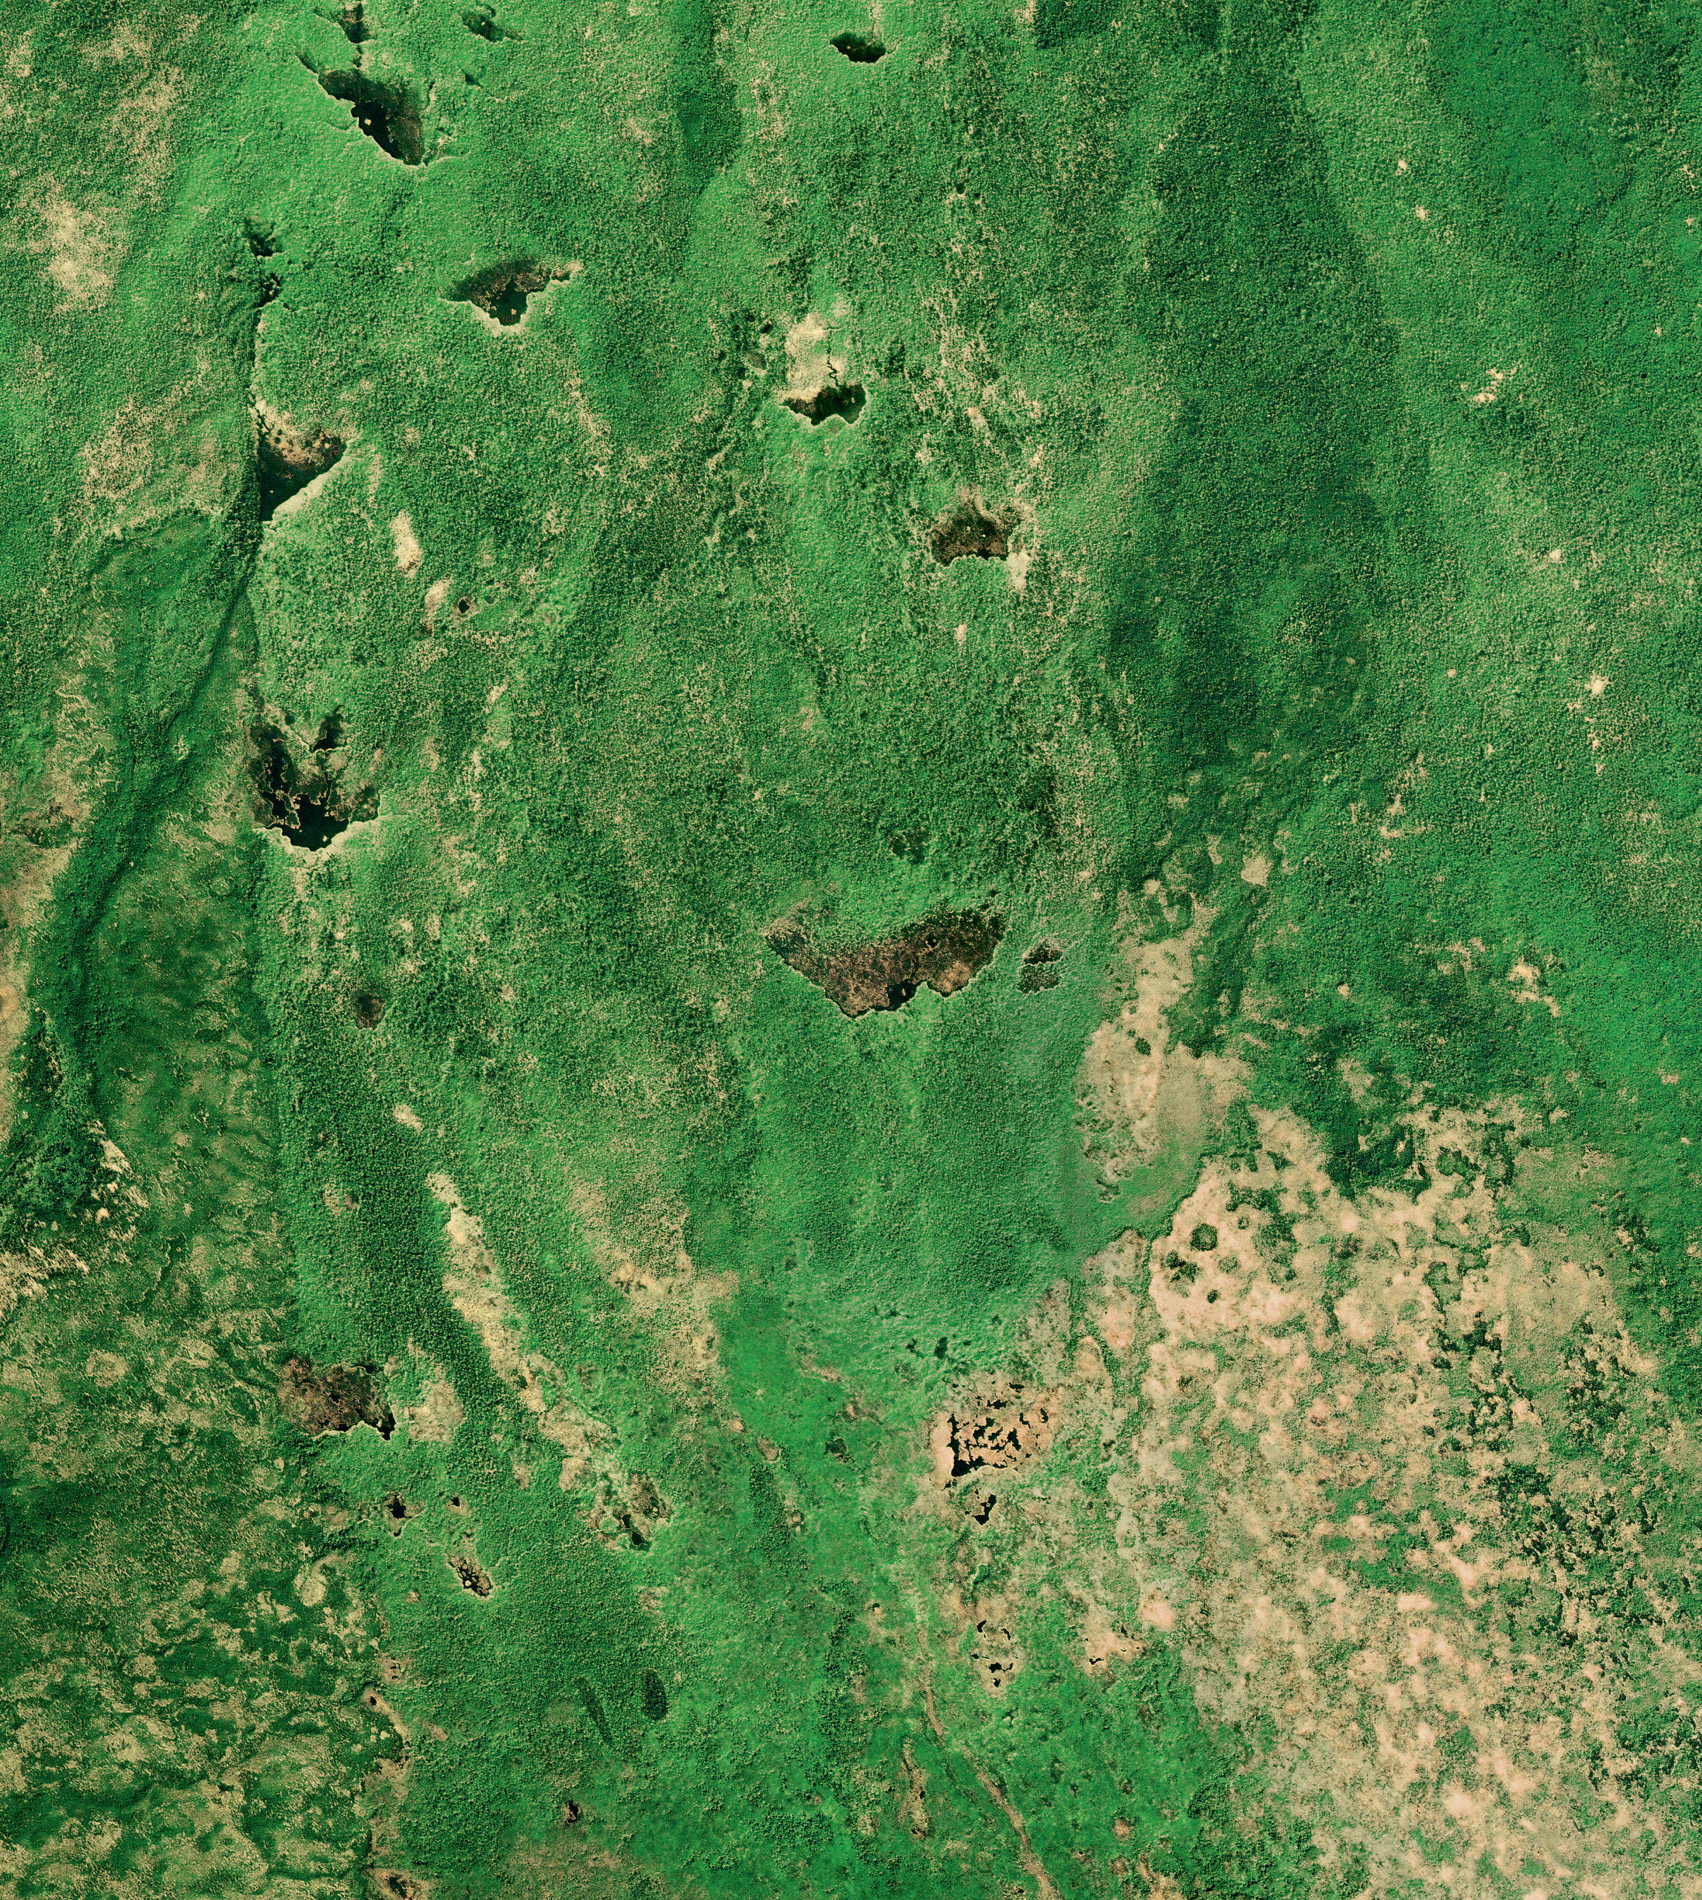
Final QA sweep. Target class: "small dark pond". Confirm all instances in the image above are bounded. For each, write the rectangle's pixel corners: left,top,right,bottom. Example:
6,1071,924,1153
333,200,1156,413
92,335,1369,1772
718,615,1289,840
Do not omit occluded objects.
830,32,886,62
782,381,867,425
317,69,424,164
931,497,1009,565
249,719,376,850
449,261,567,326
257,421,343,521
463,7,522,39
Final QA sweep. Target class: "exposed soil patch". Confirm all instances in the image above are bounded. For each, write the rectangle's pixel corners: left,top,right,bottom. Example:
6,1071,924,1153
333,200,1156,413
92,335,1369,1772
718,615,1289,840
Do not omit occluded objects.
391,510,423,576
248,719,377,851
765,905,1003,1017
257,413,344,521
354,992,386,1027
781,379,866,425
830,31,886,61
448,1552,494,1597
335,3,371,44
931,495,1011,565
450,262,569,327
463,6,522,39
317,70,423,164
279,1355,395,1437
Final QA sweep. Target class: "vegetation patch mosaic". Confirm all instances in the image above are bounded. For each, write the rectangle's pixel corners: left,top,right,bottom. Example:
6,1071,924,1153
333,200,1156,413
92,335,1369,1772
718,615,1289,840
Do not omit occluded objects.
4,1,1702,1894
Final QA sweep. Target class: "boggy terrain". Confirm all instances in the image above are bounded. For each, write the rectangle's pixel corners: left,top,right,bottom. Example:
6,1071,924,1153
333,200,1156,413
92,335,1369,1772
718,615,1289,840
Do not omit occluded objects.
4,3,1702,1898
766,904,1004,1014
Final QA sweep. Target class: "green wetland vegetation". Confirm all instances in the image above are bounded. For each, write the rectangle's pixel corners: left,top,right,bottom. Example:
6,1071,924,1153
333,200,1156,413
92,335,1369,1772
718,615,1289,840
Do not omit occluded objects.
3,1,1702,1894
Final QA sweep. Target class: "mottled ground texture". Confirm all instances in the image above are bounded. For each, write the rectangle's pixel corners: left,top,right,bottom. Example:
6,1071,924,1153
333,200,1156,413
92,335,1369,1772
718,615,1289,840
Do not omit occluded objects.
3,2,1702,1896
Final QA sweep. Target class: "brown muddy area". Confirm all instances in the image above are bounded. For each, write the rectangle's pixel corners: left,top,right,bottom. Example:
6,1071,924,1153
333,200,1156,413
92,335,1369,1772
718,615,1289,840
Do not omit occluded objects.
278,1355,394,1436
765,906,1004,1016
930,495,1010,565
448,1552,494,1596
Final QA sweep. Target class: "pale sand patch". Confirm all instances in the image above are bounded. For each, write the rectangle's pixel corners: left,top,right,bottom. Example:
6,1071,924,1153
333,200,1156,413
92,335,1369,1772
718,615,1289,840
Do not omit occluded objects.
77,378,239,533
405,1375,464,1444
423,575,452,629
80,395,153,504
570,1177,735,1391
104,66,183,199
1509,957,1561,1018
28,184,122,309
81,21,152,64
776,309,855,414
1077,907,1245,1181
560,339,608,456
391,511,423,577
0,1242,88,1328
1075,1584,1149,1671
1096,1090,1693,1896
993,903,1702,1891
84,1351,128,1387
428,1174,612,1471
1086,1226,1149,1360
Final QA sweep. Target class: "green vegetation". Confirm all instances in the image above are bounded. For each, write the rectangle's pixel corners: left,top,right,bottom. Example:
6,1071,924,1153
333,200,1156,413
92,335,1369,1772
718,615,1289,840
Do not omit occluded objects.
4,0,1702,1894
